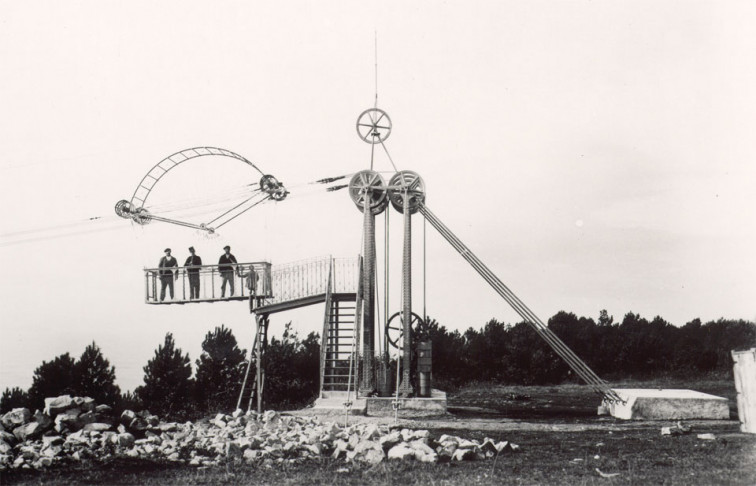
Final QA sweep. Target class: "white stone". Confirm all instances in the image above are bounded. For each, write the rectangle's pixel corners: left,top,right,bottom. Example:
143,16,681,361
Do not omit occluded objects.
1,408,31,429
603,389,729,420
387,443,415,460
452,448,477,461
44,396,74,416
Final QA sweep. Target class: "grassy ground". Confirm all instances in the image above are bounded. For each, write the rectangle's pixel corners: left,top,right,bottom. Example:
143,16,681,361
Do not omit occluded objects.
3,379,755,485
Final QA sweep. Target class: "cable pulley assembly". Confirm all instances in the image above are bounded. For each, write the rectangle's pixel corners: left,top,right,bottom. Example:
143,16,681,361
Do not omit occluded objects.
114,147,287,233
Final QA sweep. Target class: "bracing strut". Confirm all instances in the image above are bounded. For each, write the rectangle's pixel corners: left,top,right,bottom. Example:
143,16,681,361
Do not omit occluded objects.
418,203,623,404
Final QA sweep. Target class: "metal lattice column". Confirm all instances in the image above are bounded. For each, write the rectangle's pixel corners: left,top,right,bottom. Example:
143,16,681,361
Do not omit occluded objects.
397,192,414,396
359,204,376,394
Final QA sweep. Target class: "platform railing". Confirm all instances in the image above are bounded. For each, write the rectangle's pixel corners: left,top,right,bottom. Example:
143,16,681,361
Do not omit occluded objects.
144,256,359,306
266,256,359,307
144,262,272,304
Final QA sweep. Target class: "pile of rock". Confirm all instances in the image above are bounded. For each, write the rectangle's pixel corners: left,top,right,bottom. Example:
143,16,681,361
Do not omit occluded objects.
1,395,518,470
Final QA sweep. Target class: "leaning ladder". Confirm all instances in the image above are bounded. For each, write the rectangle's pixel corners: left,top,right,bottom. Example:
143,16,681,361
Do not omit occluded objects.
236,331,258,411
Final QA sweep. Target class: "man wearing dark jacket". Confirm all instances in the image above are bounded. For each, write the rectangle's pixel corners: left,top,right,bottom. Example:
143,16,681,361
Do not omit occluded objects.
218,245,237,297
184,246,202,299
158,248,178,301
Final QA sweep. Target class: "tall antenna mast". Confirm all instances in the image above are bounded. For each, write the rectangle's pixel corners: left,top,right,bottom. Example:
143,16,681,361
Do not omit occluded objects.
374,31,378,108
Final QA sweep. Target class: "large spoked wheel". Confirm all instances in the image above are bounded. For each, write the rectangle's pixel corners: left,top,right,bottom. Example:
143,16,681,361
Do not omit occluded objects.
388,170,426,214
348,170,388,214
356,108,392,144
386,311,424,349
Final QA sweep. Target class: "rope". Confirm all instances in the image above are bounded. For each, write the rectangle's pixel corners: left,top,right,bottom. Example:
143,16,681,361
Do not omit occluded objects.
207,190,265,225
378,140,399,173
384,208,390,366
214,196,271,230
423,214,427,324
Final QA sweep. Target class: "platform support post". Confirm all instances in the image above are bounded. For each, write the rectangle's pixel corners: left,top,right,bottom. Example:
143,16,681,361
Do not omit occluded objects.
255,313,269,413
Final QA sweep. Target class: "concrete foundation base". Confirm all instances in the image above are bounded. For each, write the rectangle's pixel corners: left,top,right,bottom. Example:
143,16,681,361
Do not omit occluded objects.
311,392,366,415
599,388,729,420
366,389,447,417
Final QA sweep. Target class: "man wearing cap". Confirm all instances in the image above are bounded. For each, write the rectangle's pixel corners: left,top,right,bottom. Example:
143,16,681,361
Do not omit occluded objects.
184,246,202,299
158,248,178,301
218,245,238,297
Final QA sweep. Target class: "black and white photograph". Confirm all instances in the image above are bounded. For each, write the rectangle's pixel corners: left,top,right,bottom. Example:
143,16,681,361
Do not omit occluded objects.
1,1,755,484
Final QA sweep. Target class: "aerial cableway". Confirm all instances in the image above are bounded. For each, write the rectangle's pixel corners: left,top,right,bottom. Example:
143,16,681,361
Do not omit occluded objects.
117,113,624,409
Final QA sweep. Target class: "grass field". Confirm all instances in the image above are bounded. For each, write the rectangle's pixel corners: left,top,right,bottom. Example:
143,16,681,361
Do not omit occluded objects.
3,378,755,485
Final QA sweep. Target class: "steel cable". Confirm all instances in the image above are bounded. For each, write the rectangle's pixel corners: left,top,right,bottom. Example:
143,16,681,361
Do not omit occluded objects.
419,204,621,403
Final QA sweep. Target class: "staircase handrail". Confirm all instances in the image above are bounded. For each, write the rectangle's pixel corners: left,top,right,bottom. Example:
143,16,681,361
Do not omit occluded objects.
319,257,334,397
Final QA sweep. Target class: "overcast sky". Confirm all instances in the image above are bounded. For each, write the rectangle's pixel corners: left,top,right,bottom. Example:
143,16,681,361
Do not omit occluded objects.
1,1,754,393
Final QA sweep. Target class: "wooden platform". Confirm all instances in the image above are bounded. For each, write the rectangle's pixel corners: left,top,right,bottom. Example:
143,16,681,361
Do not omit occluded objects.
146,295,251,305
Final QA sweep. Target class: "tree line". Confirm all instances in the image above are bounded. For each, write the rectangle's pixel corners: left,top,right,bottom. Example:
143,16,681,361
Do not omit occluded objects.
2,311,754,418
427,311,756,389
0,324,319,420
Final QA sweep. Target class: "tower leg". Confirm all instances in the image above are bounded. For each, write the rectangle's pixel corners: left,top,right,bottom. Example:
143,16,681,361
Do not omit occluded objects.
398,192,414,397
359,205,376,394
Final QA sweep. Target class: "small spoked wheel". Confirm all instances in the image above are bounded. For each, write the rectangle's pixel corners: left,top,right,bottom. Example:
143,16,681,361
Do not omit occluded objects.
260,174,288,201
114,200,135,219
356,108,392,144
386,311,424,349
388,171,426,214
348,170,388,214
132,207,153,225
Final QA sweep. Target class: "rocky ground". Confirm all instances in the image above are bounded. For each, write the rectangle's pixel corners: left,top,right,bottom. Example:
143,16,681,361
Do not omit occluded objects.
0,395,518,472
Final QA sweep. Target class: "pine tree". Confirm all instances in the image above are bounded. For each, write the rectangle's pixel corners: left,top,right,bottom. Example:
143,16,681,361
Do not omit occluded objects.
136,333,194,419
264,323,320,410
1,387,29,413
195,325,247,413
27,353,77,410
75,342,121,406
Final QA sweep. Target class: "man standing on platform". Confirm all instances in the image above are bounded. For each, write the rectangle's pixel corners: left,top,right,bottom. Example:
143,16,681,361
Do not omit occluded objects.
158,248,178,301
184,246,202,299
218,245,237,297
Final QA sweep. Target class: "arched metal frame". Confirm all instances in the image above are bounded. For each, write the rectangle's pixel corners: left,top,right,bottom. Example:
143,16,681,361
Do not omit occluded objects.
116,147,286,233
129,147,265,209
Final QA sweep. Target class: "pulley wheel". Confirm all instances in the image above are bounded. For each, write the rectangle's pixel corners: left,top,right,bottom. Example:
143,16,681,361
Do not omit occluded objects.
348,170,388,214
386,311,424,349
132,207,153,225
270,186,288,201
259,174,280,193
114,200,134,219
387,171,426,214
356,108,392,144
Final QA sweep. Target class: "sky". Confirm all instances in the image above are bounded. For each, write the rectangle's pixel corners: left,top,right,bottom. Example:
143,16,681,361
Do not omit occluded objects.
1,1,755,394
